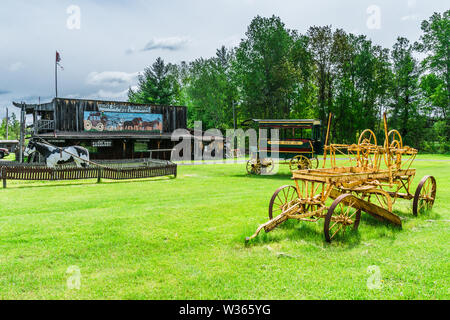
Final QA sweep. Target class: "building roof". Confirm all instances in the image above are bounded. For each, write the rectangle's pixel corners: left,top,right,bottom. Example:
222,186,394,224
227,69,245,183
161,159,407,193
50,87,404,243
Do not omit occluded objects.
242,119,322,127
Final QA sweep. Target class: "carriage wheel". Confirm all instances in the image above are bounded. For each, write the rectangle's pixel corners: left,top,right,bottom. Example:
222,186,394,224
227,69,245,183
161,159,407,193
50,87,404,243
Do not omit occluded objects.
246,160,261,175
261,158,274,174
365,189,393,213
269,185,299,219
324,194,361,242
84,120,92,131
413,176,437,216
311,156,319,169
289,155,312,172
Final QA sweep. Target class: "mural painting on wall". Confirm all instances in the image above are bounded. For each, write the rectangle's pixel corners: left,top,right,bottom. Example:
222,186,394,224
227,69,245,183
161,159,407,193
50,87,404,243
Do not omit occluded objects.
83,111,163,133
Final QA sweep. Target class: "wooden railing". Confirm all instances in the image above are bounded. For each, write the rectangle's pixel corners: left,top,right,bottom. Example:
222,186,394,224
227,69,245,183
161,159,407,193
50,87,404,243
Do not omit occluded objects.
0,159,177,188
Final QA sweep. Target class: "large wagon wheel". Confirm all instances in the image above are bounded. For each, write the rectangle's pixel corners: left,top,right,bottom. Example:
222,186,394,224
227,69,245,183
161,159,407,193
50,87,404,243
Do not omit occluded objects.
289,155,312,172
413,176,437,216
269,185,299,219
324,194,361,242
357,129,378,168
246,159,261,175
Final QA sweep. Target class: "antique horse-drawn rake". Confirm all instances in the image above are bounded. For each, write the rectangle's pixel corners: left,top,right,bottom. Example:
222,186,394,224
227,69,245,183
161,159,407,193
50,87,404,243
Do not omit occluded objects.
246,114,437,243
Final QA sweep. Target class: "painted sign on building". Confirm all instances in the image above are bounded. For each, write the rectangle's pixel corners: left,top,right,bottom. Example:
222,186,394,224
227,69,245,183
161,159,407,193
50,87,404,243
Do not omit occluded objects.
97,103,153,114
84,111,163,132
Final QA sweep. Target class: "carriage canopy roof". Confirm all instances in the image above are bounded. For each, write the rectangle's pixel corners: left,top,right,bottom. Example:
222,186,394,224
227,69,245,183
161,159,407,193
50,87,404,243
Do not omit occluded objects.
242,119,321,128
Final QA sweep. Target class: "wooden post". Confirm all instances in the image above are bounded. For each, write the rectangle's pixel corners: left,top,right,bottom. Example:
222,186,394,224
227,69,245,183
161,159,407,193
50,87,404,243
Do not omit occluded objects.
97,167,102,183
19,103,26,163
323,113,333,168
2,167,6,189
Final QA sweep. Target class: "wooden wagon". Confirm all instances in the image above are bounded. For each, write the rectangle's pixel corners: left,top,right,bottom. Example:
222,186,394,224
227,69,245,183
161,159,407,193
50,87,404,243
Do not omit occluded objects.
246,114,437,243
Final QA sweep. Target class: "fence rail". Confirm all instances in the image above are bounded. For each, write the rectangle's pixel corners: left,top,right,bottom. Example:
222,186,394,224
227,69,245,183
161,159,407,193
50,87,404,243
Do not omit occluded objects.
0,159,177,188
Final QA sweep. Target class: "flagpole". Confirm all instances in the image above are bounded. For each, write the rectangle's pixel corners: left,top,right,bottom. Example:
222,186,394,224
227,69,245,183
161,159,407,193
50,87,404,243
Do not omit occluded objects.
55,52,58,98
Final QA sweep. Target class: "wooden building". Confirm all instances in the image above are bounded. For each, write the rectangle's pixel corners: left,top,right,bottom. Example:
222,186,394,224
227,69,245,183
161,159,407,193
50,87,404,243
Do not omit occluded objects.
13,98,193,160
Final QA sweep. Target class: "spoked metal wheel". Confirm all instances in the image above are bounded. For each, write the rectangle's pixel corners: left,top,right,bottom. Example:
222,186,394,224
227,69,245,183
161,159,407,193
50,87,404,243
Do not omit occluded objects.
289,155,312,172
261,158,275,175
269,185,299,219
324,194,361,242
310,156,319,169
357,129,378,168
365,189,393,211
413,176,437,216
246,160,261,175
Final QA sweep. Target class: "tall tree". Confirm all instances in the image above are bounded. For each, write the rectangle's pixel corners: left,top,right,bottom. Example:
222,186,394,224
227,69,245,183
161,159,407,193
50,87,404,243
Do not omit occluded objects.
235,15,301,120
389,37,422,146
415,10,450,120
128,57,181,105
186,47,238,130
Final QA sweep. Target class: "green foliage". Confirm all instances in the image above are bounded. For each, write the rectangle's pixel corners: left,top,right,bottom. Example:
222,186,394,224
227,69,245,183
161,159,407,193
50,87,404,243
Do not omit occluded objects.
234,15,301,120
128,57,182,105
130,11,449,153
0,113,20,140
185,47,238,130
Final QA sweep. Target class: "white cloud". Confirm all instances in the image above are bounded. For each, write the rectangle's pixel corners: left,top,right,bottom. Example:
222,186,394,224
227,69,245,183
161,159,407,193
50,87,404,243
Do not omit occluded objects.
86,71,139,87
87,88,131,101
142,37,190,52
9,62,24,72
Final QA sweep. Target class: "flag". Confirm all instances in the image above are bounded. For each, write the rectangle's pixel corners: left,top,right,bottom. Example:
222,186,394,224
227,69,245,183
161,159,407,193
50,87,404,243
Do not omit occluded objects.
56,51,64,70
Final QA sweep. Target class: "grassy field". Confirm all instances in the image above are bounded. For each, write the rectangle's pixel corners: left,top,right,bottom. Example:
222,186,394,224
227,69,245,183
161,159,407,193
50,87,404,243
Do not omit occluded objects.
0,155,449,299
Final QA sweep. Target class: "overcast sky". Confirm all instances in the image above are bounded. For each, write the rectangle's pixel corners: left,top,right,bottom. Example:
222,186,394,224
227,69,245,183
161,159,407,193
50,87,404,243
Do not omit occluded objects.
0,0,448,117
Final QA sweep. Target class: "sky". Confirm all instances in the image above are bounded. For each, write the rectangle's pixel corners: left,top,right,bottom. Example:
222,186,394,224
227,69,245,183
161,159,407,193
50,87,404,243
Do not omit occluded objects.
0,0,448,117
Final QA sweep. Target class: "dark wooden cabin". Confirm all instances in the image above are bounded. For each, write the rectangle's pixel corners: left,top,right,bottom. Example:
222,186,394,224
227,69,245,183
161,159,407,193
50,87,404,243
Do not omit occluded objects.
13,98,192,160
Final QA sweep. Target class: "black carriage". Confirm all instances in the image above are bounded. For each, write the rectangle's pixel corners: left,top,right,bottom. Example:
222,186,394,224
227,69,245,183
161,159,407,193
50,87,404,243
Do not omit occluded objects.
242,119,323,175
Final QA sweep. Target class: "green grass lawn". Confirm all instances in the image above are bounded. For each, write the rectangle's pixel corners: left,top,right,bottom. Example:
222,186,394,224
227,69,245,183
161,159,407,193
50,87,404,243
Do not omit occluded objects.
0,157,449,299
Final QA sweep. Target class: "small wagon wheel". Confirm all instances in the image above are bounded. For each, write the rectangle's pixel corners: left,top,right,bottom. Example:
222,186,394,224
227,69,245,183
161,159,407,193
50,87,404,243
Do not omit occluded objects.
324,194,361,242
261,158,275,174
357,129,378,168
269,185,299,219
358,129,378,146
289,155,312,172
364,189,393,213
413,176,437,216
310,156,319,169
383,130,403,167
246,159,261,175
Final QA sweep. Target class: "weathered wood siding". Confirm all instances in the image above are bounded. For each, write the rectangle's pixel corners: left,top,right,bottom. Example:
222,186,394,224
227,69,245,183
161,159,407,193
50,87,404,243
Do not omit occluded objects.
54,98,187,133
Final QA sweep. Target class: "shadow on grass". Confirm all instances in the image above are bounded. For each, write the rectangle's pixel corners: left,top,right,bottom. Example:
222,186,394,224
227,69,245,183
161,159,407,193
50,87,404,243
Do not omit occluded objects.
229,172,294,182
2,176,176,190
242,219,362,249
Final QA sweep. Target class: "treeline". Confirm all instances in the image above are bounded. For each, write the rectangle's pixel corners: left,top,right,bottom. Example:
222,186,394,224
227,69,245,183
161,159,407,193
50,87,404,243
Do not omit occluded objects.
129,11,449,153
0,113,20,140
